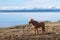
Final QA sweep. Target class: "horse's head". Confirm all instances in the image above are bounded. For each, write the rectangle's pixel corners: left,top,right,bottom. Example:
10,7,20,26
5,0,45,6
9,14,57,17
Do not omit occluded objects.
29,19,34,25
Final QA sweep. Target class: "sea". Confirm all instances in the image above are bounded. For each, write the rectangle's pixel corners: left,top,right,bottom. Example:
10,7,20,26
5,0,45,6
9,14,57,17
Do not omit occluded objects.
0,12,60,28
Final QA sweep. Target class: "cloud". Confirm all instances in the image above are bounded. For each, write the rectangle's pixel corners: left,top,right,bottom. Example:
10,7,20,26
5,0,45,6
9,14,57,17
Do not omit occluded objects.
0,0,59,9
24,0,53,8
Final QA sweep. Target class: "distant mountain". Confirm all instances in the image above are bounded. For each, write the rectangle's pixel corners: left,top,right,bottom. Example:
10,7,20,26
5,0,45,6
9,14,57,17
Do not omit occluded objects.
0,9,60,12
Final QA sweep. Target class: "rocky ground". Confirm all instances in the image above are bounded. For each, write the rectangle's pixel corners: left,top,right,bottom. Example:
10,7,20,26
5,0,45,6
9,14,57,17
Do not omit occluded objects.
0,22,60,40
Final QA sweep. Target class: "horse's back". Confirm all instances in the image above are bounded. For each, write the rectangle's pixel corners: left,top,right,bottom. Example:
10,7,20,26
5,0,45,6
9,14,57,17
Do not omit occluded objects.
39,22,45,26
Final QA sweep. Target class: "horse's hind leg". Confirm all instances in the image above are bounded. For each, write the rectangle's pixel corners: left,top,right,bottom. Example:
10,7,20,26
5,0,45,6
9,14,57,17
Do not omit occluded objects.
42,26,45,32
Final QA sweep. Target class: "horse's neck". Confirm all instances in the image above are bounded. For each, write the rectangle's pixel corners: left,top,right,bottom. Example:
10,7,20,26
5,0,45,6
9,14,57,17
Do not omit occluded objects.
33,21,39,25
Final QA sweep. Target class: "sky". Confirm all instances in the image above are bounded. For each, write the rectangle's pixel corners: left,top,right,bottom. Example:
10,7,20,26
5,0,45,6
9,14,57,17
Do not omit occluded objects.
0,0,60,9
0,13,60,27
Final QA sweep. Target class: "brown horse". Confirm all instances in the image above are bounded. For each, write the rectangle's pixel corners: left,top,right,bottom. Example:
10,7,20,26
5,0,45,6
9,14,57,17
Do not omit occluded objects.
29,19,45,34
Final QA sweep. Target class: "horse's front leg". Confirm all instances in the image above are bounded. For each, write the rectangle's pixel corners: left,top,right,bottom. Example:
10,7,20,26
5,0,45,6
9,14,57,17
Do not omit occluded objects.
36,28,39,34
34,28,39,35
34,28,36,35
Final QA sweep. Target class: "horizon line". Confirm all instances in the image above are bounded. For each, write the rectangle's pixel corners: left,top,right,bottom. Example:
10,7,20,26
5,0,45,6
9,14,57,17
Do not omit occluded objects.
0,9,60,12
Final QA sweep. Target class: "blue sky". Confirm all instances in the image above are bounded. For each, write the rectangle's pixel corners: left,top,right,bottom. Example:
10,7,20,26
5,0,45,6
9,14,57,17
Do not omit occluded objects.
0,13,60,27
0,0,60,9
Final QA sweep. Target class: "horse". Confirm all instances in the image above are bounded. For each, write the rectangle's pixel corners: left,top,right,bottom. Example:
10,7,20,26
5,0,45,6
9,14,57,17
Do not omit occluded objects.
29,19,45,34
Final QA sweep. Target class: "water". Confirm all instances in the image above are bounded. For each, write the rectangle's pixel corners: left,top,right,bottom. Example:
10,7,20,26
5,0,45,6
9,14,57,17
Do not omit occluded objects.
0,12,60,28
